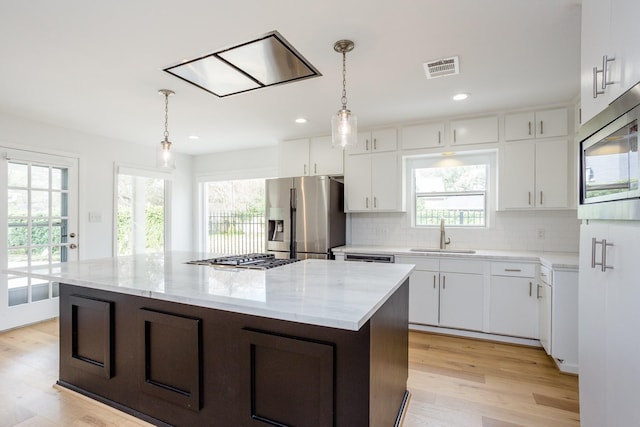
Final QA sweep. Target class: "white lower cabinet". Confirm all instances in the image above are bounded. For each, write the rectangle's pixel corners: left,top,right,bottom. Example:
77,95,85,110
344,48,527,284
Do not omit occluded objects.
398,256,484,332
489,262,538,339
579,220,640,427
438,271,484,331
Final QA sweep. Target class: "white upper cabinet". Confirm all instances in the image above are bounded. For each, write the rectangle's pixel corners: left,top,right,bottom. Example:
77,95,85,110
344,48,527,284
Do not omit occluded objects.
278,137,343,177
309,136,344,176
345,151,401,212
504,108,568,141
500,139,570,210
450,116,498,146
400,122,445,150
351,128,398,154
581,0,640,124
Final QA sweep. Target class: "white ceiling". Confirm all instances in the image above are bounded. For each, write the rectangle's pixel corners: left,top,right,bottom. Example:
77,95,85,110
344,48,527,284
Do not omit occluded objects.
0,0,582,156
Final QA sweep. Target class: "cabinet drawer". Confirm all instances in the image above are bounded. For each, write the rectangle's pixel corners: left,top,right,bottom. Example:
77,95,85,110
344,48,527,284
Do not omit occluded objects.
395,256,438,271
440,259,484,274
490,262,536,278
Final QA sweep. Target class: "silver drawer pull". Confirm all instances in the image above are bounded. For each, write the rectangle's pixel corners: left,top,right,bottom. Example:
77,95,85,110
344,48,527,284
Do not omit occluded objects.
529,281,532,297
504,268,522,272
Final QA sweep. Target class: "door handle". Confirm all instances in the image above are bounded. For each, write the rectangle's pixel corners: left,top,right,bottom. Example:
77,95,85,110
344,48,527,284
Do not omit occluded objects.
69,243,77,249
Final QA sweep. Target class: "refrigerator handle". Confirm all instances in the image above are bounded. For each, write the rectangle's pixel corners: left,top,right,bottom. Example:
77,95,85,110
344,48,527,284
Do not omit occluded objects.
290,187,297,258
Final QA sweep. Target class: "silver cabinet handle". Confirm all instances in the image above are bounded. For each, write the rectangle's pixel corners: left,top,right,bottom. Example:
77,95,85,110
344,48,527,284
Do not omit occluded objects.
373,138,377,150
528,191,532,205
592,238,614,272
453,129,457,143
373,197,377,208
366,139,369,151
504,268,521,272
365,197,369,209
601,239,614,272
593,66,604,98
438,131,441,144
540,120,544,135
304,164,307,175
529,281,532,297
537,284,541,299
442,275,446,289
528,121,532,136
433,275,436,289
540,191,543,205
314,163,317,174
602,55,615,89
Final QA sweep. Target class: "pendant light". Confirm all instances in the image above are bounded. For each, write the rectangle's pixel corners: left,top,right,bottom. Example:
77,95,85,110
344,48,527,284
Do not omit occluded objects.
331,40,357,149
157,89,176,169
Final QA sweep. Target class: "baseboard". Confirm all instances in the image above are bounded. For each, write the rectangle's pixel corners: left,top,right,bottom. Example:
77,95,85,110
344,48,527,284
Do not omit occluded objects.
409,323,542,347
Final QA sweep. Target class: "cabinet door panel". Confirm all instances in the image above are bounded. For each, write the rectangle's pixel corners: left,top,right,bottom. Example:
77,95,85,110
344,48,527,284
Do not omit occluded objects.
535,140,568,208
278,139,309,177
439,272,483,331
578,222,609,427
501,142,535,209
309,136,343,176
371,152,399,210
505,112,535,141
489,276,538,338
401,123,444,150
345,154,371,211
371,128,398,152
450,116,498,145
535,108,568,139
408,270,439,325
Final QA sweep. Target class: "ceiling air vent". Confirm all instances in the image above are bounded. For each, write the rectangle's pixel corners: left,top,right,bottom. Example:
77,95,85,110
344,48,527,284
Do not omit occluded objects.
423,56,460,79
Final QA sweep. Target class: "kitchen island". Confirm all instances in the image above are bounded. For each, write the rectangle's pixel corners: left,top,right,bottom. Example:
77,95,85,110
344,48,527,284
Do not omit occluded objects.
9,252,413,427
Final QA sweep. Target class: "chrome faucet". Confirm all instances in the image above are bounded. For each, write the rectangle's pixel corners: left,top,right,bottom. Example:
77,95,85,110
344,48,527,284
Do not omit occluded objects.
439,218,451,249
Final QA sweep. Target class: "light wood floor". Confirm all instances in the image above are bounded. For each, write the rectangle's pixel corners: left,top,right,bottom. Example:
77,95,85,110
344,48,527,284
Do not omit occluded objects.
0,319,579,427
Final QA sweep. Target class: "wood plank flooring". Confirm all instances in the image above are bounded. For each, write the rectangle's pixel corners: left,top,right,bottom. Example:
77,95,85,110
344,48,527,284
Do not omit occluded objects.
0,319,579,426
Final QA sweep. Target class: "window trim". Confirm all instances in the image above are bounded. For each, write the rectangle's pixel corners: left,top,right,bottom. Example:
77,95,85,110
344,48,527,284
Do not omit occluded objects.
405,150,496,229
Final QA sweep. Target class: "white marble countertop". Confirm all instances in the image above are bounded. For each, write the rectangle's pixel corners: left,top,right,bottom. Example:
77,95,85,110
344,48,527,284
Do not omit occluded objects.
4,251,414,331
332,245,579,270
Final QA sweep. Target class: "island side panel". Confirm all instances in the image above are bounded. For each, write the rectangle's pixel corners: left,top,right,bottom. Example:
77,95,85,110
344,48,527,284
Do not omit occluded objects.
369,278,409,427
59,283,387,426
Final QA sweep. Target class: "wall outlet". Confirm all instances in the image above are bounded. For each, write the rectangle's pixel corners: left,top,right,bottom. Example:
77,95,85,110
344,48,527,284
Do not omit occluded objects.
537,229,546,239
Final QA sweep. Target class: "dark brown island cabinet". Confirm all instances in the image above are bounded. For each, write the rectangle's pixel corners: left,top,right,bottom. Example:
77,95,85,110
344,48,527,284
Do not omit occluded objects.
53,257,411,427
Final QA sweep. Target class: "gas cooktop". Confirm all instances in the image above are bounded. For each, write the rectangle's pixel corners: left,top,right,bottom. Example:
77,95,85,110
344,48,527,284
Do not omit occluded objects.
187,253,299,270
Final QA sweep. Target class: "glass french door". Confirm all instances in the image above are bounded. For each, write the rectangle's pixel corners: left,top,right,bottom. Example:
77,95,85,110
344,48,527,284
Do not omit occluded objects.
0,149,78,331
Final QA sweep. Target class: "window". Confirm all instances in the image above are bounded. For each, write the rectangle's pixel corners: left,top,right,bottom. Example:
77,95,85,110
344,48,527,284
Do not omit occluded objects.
409,152,494,227
116,167,170,255
203,179,265,255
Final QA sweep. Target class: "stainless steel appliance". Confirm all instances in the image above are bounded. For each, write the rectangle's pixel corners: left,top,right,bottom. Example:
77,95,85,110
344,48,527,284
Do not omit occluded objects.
579,82,640,219
344,253,395,263
187,253,300,269
266,176,345,260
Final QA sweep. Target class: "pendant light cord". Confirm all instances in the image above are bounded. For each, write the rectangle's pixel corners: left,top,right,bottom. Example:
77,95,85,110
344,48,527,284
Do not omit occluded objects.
341,50,348,109
164,92,170,141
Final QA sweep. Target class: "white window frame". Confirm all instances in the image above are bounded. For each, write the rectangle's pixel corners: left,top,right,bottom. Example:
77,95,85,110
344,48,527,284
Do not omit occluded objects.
406,150,497,228
113,164,173,256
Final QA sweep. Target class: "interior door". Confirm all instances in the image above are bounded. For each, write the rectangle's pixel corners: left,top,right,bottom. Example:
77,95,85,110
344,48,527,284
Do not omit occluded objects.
0,149,78,331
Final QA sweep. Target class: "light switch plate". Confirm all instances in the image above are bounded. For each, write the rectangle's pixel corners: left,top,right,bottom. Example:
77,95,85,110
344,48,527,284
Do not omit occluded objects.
89,211,102,223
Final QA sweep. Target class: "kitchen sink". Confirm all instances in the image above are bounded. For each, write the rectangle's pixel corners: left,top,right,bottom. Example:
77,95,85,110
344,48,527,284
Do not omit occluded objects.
409,248,476,254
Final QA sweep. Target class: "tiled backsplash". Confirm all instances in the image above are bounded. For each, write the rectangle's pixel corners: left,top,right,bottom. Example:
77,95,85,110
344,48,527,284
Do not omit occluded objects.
348,210,580,253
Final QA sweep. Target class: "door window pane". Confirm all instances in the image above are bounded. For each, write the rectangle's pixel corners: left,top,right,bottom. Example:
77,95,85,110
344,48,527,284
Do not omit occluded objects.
8,163,28,187
31,190,49,217
8,189,28,216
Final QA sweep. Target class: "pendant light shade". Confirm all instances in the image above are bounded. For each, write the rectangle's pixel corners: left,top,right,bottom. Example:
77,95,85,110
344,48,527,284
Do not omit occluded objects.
331,40,357,149
157,89,176,169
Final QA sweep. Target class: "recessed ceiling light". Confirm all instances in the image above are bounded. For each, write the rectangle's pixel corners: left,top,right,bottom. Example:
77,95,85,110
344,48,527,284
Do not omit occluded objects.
188,135,200,140
452,93,469,101
295,117,308,124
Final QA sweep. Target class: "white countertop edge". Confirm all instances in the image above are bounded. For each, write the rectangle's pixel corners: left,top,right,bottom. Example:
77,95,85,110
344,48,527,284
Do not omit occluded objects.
333,246,579,270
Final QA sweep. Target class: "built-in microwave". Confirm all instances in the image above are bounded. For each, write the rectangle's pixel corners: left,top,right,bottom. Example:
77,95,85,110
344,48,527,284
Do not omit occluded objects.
579,82,640,220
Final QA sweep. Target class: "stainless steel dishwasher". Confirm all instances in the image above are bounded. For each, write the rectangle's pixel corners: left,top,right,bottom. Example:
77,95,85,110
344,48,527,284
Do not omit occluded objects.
344,253,395,263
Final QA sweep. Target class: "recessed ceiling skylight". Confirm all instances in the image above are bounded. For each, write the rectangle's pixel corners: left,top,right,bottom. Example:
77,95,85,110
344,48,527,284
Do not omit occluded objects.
164,31,321,97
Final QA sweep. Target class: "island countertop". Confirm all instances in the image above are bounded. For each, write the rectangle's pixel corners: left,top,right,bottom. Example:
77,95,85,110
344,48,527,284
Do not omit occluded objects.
6,251,414,331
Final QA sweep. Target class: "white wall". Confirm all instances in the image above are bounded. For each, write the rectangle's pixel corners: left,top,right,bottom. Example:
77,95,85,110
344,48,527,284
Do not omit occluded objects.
193,146,278,180
0,112,193,259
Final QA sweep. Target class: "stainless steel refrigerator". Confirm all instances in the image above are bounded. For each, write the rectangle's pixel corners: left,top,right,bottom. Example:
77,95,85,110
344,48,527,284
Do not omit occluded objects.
265,176,345,260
